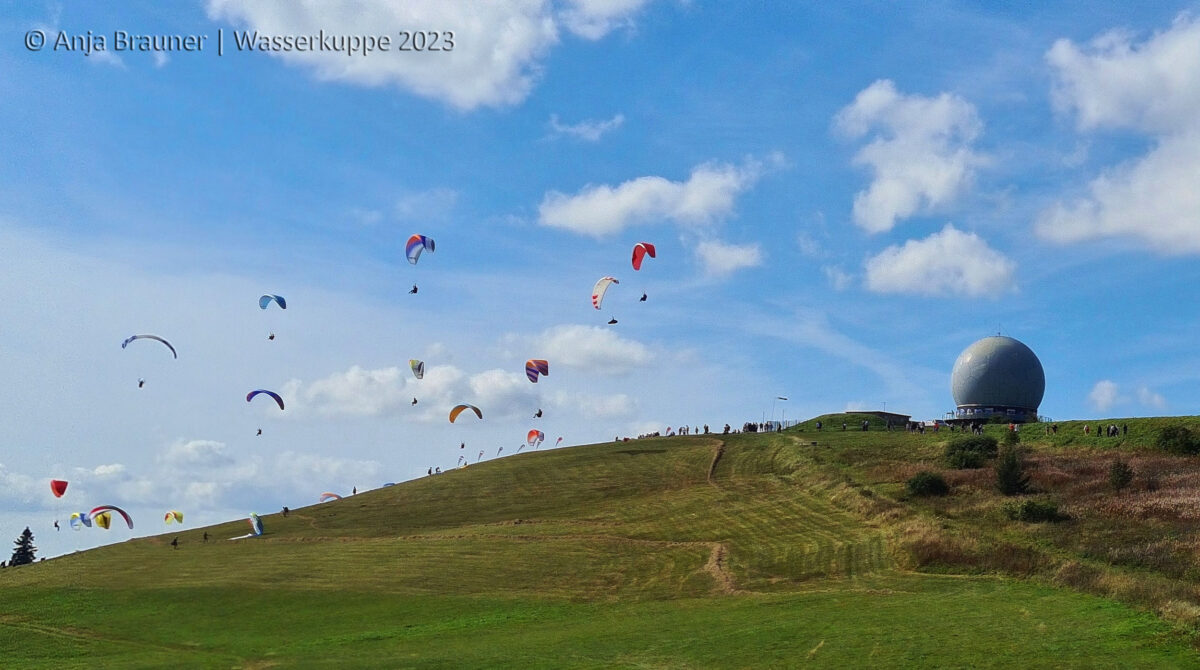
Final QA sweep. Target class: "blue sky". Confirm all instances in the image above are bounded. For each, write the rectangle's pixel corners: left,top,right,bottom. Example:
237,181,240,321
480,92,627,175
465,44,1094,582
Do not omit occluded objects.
3,1,1200,556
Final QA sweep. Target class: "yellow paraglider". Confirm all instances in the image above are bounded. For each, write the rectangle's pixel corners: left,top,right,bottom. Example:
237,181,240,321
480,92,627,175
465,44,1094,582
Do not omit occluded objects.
164,510,184,524
94,511,113,530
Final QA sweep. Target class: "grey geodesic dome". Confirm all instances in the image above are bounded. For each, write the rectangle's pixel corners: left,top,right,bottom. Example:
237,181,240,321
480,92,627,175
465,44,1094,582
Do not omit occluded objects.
951,336,1045,415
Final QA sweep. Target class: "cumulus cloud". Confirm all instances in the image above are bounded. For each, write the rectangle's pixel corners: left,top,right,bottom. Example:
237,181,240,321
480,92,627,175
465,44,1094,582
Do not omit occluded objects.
548,113,625,141
533,324,651,374
1046,16,1200,134
206,0,652,110
283,363,537,421
1038,16,1200,252
538,156,777,236
1088,380,1122,412
395,188,458,223
835,80,985,233
863,225,1015,297
694,239,762,277
159,439,234,468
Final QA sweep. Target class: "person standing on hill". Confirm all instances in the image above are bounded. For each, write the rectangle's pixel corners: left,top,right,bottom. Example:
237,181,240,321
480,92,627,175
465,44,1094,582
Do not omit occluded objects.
170,537,178,550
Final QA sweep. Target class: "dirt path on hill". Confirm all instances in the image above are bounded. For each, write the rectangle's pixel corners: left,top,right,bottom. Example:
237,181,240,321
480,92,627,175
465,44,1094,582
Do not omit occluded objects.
707,440,725,485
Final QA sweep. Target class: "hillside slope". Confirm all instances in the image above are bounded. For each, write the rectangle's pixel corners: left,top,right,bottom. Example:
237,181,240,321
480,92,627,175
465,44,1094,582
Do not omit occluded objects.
1,427,1196,668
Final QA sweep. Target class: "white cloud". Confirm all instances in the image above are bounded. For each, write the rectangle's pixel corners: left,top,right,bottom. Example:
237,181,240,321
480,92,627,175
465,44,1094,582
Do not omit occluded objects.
548,113,625,141
823,265,853,291
558,0,652,39
835,80,985,233
1039,16,1200,252
1088,380,1122,412
863,224,1015,297
1137,386,1167,410
159,439,234,468
1046,16,1200,134
92,463,126,477
206,0,652,110
152,51,170,68
694,239,762,277
538,156,777,236
284,363,538,421
88,49,126,69
533,324,651,374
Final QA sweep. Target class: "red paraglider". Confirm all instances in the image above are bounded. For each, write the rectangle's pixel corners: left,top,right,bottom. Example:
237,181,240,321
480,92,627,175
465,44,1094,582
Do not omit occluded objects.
50,480,68,498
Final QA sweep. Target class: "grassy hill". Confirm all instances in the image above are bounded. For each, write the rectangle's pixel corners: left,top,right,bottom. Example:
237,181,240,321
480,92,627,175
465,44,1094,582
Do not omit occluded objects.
2,418,1199,668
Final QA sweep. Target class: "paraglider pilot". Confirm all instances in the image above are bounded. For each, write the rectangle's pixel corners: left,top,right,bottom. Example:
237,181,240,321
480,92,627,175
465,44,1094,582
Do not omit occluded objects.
138,378,145,388
409,284,418,294
640,293,647,302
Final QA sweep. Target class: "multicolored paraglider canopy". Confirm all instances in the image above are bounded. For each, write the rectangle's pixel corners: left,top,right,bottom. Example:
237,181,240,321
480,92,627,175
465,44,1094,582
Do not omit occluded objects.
69,512,92,530
410,359,425,380
405,234,435,265
121,334,177,358
246,389,285,411
449,404,483,423
259,294,287,310
249,513,263,536
89,505,134,529
50,479,68,498
527,429,545,447
632,242,656,270
164,510,184,524
592,277,619,310
525,359,549,383
319,492,342,503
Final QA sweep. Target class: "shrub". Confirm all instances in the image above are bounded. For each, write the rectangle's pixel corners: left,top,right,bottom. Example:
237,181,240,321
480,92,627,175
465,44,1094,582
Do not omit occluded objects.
996,445,1030,495
1156,426,1200,455
1109,459,1134,493
906,471,950,497
1004,499,1066,523
942,435,998,469
1001,428,1021,447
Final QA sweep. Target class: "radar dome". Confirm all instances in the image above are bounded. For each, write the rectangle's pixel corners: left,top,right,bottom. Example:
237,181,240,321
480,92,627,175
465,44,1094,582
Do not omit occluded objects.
951,336,1044,421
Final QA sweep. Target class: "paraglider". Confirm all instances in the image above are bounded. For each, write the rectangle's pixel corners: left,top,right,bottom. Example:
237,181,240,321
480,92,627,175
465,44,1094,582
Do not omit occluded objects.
164,510,184,524
608,317,618,325
121,334,177,359
268,333,275,341
50,480,68,498
410,359,425,380
527,429,545,448
93,512,113,530
409,285,418,294
411,398,418,406
69,512,92,530
632,242,656,271
405,234,435,264
89,505,133,529
592,277,619,310
138,378,145,388
256,429,262,436
534,409,543,418
555,436,563,447
231,513,264,540
449,404,482,423
246,389,285,411
258,295,287,310
525,359,549,383
319,492,342,502
640,293,647,302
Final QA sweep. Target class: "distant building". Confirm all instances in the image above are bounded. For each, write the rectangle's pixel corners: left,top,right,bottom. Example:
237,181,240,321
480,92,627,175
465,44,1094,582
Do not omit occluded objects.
951,336,1045,423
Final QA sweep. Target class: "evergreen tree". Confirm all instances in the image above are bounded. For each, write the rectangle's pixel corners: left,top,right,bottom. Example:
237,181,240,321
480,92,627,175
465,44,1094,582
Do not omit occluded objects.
996,445,1031,496
11,526,36,566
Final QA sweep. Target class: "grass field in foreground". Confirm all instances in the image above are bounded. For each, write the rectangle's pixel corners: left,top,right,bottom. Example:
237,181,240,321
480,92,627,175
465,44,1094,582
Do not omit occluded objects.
1,423,1198,667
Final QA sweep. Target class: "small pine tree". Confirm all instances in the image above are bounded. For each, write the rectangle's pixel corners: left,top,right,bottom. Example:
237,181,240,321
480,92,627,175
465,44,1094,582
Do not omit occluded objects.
10,527,36,566
996,445,1030,496
1109,459,1134,493
1001,427,1021,447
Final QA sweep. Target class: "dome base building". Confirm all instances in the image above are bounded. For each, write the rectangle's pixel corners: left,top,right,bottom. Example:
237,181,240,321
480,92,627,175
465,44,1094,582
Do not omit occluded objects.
950,336,1045,424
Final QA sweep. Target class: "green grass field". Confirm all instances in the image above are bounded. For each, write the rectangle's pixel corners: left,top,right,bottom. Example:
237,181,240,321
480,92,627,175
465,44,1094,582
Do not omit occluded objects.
2,417,1199,668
